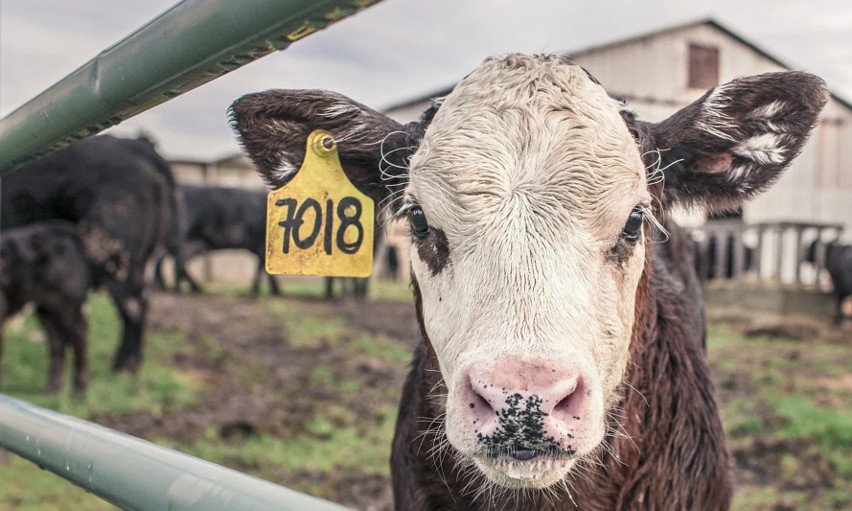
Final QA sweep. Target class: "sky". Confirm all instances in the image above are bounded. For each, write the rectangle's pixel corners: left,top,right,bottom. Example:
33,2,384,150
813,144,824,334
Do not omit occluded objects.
1,0,851,161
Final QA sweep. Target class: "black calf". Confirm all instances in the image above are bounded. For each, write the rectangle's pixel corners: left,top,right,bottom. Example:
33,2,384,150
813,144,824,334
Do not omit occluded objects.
0,222,90,394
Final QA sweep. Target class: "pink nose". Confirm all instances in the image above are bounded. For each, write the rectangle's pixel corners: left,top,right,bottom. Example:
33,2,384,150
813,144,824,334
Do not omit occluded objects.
462,361,587,457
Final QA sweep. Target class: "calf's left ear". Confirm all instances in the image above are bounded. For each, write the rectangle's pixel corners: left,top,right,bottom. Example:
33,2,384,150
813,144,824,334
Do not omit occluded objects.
228,89,414,200
633,71,828,212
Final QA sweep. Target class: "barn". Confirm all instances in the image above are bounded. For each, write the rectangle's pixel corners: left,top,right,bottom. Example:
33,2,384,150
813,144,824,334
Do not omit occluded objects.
383,19,852,288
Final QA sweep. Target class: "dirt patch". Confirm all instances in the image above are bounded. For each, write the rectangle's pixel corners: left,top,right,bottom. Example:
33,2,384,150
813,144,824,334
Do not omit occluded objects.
732,437,835,494
92,291,418,510
709,307,852,344
744,323,822,341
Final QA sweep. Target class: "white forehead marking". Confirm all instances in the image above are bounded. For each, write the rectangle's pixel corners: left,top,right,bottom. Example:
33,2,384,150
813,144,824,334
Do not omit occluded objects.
408,54,647,240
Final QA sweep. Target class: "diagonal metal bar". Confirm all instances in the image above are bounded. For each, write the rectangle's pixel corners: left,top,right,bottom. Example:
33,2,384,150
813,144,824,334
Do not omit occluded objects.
0,0,382,174
0,393,351,511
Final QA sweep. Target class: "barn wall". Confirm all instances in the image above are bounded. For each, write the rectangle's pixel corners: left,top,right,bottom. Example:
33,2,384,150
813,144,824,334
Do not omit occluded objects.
571,24,786,118
171,160,266,189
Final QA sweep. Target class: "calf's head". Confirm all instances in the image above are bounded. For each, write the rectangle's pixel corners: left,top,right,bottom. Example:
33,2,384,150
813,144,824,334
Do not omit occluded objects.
230,54,826,489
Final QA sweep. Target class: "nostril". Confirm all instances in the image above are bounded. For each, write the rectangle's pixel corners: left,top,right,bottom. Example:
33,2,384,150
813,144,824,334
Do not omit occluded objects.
555,393,573,411
552,376,584,420
469,384,493,415
465,376,497,426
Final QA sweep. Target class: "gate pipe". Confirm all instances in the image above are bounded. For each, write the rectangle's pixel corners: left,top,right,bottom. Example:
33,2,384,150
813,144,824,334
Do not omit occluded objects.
0,0,382,174
0,393,351,511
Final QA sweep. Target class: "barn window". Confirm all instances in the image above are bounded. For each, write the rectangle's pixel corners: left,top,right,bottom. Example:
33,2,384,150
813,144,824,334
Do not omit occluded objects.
688,44,719,89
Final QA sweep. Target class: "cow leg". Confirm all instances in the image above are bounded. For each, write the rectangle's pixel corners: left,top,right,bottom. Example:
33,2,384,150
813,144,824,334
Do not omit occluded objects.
173,248,203,293
0,313,5,389
354,278,369,299
35,307,66,393
251,258,264,296
66,308,89,395
178,267,203,293
324,277,335,299
108,279,147,373
152,254,168,290
835,295,852,325
178,240,205,293
267,273,282,296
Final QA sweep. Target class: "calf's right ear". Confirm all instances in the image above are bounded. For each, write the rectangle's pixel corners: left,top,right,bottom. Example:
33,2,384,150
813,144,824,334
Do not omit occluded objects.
228,90,411,198
630,71,828,213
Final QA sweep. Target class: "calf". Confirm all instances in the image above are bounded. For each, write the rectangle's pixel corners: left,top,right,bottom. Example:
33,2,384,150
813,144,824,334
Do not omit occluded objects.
231,55,826,510
807,240,852,322
0,222,89,394
154,184,280,296
2,135,175,372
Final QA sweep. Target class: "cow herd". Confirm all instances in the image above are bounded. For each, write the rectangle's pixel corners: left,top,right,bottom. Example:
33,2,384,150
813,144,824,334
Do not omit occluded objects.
0,134,295,394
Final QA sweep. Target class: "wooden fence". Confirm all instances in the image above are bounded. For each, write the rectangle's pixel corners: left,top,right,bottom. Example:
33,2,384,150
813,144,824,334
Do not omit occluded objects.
689,220,844,291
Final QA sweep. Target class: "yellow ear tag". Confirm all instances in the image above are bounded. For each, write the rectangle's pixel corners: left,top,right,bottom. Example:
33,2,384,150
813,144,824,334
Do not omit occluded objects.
265,130,374,277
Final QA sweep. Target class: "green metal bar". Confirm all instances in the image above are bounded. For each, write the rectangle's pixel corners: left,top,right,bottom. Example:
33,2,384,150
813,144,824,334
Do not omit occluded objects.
0,394,351,511
0,0,382,174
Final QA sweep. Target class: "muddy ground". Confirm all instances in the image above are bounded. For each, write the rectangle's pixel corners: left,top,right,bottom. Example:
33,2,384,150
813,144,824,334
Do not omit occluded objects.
91,289,848,510
96,290,418,509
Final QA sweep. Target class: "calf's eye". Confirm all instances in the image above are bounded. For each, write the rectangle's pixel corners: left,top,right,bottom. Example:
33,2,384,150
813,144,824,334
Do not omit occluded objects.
409,205,430,238
621,207,644,242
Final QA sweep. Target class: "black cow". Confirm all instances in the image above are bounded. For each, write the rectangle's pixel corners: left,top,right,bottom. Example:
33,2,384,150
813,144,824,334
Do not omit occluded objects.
807,240,852,322
153,184,281,296
0,222,90,394
692,233,755,281
1,134,176,372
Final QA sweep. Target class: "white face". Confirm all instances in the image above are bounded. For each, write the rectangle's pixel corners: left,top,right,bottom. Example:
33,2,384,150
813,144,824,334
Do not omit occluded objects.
403,55,651,489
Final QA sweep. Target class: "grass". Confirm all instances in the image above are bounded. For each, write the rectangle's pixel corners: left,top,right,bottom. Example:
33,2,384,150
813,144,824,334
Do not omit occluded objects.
265,299,348,348
206,276,415,304
0,292,203,510
0,454,116,511
1,293,201,418
172,406,398,499
770,396,852,477
707,324,852,510
348,333,412,365
2,283,412,509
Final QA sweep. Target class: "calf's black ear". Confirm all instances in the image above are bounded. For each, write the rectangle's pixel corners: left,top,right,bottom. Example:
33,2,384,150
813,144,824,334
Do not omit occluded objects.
228,90,414,200
630,71,828,213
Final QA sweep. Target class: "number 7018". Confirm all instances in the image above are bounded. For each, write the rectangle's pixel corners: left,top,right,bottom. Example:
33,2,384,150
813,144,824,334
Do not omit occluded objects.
275,196,364,255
